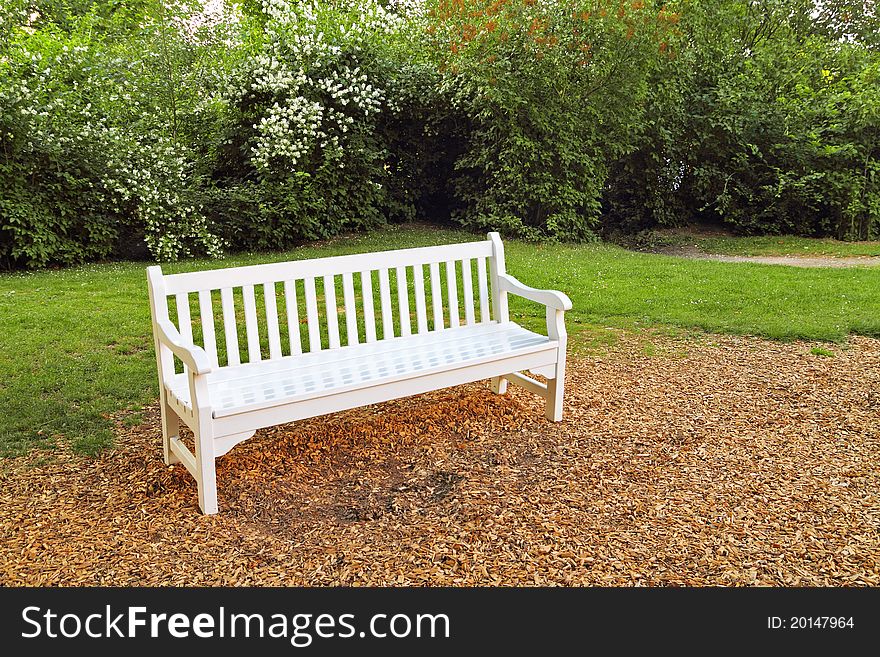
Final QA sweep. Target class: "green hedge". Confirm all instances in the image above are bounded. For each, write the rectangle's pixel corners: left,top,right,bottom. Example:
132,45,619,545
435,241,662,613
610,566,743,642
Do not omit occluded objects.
1,0,878,268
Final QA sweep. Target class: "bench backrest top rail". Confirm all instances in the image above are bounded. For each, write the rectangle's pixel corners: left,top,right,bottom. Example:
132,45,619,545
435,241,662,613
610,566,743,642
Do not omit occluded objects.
160,239,494,295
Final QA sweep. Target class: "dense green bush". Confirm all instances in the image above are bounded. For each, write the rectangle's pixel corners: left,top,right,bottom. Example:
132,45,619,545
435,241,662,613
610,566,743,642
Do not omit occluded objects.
603,0,880,240
209,0,427,249
696,38,880,239
420,0,672,240
0,0,230,267
1,0,879,268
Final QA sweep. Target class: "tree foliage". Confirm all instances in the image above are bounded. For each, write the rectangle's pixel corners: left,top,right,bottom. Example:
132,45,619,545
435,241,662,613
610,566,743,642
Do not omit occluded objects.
604,0,880,239
1,0,878,268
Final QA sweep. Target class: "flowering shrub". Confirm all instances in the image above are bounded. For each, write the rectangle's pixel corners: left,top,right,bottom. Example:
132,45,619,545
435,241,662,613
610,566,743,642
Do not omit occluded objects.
0,2,229,267
212,0,422,249
1,0,878,268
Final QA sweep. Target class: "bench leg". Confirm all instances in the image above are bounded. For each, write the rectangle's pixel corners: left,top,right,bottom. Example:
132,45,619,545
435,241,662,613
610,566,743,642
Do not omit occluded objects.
490,376,508,395
545,360,566,422
194,414,218,515
160,396,181,466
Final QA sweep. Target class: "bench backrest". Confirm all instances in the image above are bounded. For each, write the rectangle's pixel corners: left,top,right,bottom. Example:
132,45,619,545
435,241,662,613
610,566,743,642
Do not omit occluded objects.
147,234,509,380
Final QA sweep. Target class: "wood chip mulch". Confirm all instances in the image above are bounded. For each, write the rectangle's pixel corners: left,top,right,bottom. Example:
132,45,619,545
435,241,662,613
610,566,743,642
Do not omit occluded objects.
2,332,879,586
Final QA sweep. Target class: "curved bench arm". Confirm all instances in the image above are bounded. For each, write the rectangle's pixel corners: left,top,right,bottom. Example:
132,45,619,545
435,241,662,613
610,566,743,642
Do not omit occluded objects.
155,318,213,375
497,273,572,311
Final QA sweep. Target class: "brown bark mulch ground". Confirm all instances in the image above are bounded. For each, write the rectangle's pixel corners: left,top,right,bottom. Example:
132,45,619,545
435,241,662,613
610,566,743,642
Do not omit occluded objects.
2,331,879,586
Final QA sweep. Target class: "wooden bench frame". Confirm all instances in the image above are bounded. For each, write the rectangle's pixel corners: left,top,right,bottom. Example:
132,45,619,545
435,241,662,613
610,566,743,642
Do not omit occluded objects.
147,233,571,513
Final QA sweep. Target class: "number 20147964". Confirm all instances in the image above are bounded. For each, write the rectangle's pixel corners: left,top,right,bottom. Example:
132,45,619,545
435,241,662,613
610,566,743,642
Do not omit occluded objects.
768,617,855,630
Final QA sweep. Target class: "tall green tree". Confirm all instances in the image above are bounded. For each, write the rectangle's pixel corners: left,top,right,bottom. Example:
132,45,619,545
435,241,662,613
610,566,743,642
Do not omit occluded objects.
603,0,880,240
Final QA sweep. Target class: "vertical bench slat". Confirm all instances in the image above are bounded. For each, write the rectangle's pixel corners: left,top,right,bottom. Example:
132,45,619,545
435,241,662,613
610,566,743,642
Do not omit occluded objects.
324,274,341,349
284,280,302,356
396,265,411,337
413,264,428,334
360,271,377,343
220,287,240,366
445,260,459,328
264,282,282,360
242,284,262,362
176,292,192,374
198,290,218,368
304,276,321,352
378,268,394,339
477,256,490,323
461,259,475,325
342,272,358,346
176,293,193,343
429,261,444,330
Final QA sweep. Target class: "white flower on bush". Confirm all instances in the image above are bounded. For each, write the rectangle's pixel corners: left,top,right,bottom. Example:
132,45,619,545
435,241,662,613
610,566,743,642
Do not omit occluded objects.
252,99,324,169
229,0,401,175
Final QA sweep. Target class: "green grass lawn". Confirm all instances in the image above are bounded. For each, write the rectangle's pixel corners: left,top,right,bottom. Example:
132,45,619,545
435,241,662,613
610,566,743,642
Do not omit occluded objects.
3,225,880,457
692,234,880,257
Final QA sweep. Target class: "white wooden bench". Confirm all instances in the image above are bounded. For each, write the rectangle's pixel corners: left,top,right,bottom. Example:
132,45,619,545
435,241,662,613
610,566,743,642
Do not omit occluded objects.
147,233,571,513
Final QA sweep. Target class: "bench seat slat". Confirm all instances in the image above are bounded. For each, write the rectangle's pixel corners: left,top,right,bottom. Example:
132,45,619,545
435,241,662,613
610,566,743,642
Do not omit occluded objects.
167,323,555,417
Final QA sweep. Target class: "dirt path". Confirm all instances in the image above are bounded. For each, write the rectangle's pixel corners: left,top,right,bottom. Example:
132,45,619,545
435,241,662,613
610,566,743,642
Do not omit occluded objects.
2,331,879,586
654,244,880,268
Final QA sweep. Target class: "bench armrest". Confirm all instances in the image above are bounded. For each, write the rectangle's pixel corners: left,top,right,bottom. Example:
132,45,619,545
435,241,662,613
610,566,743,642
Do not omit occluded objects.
497,274,572,311
155,318,212,375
